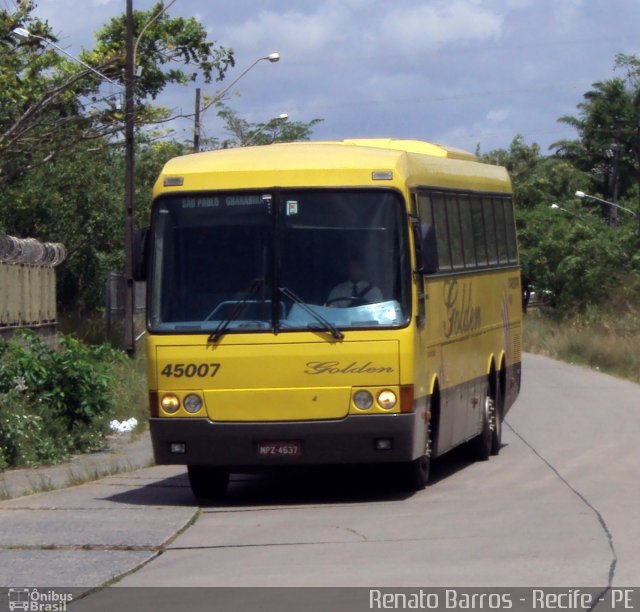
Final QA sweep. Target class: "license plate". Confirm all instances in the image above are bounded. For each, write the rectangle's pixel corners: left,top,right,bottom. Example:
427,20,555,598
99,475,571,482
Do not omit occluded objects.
257,441,302,457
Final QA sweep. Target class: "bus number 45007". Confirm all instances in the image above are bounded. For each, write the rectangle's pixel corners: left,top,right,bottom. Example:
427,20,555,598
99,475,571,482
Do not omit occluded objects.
160,363,221,378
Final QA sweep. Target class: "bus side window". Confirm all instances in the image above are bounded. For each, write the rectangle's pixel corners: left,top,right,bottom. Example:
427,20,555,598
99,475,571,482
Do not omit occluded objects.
431,193,452,272
416,193,437,273
483,196,498,265
493,197,508,264
503,198,518,263
446,193,465,270
458,194,476,269
417,192,433,226
470,196,488,267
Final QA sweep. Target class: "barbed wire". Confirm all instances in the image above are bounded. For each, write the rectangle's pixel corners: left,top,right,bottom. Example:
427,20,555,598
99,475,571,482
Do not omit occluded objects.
0,235,67,267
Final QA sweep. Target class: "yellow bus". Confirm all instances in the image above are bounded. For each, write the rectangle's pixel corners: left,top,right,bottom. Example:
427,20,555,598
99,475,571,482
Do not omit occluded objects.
139,138,522,499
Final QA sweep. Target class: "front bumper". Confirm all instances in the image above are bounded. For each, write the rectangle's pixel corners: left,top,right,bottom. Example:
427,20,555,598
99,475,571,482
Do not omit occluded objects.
149,412,426,469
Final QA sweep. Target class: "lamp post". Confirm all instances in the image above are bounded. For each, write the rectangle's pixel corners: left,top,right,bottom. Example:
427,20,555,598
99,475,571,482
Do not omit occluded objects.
123,0,136,357
575,190,640,235
575,191,640,237
575,190,639,218
193,52,280,152
243,113,289,146
550,203,586,222
12,27,123,91
13,20,136,356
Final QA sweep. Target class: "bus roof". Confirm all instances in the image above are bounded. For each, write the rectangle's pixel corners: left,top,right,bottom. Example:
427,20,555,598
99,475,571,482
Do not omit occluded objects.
154,139,511,196
338,138,478,161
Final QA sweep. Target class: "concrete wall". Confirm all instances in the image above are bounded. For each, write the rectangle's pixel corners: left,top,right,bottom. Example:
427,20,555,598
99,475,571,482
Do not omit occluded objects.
0,236,66,342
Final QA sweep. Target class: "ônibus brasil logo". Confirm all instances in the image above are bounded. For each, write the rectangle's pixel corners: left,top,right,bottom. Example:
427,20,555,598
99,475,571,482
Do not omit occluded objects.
8,588,73,612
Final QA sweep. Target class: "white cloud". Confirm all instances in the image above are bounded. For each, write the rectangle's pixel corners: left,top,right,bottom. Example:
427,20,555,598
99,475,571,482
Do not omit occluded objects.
378,1,504,55
220,1,503,65
486,108,510,124
504,0,535,8
19,0,640,153
221,6,345,59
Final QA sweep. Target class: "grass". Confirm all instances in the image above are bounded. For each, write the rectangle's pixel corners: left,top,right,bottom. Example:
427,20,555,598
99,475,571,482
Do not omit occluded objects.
108,346,149,437
63,461,153,488
24,474,57,495
0,457,157,500
523,306,640,383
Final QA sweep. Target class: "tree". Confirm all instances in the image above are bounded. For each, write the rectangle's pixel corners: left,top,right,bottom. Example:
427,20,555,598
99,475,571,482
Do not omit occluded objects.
552,54,640,222
480,133,637,313
207,103,323,149
0,1,234,186
90,2,234,114
516,206,630,310
134,138,189,225
1,2,236,312
0,2,87,186
480,135,590,210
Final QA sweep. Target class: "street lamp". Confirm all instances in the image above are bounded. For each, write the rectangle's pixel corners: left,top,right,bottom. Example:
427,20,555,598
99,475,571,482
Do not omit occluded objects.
12,27,123,91
575,190,640,237
193,52,281,152
244,113,289,146
575,190,639,221
550,203,586,222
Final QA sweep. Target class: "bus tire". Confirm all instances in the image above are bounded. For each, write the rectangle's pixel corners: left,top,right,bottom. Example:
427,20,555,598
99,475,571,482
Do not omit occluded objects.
468,383,493,462
398,421,431,491
490,382,503,456
187,465,229,501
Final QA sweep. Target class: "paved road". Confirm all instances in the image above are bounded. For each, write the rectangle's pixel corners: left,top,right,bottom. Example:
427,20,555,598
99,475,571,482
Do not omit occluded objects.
2,352,639,604
112,353,640,587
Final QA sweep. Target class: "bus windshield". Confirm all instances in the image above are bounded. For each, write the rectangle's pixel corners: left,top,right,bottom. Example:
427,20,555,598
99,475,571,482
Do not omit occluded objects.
149,189,410,334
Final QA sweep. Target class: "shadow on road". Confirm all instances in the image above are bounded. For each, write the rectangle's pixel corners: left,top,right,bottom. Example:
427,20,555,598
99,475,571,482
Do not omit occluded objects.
103,446,487,509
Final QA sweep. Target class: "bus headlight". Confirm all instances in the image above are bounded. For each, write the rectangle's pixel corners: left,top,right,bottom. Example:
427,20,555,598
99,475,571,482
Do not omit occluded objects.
353,390,374,410
377,390,397,410
161,393,180,414
183,393,203,414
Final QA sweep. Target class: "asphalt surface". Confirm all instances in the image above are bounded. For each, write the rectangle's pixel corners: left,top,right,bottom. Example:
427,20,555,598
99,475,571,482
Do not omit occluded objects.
1,352,639,607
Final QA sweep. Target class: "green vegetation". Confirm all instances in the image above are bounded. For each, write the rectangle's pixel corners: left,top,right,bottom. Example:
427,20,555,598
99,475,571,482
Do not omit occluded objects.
524,302,640,383
0,331,146,470
483,54,640,383
0,2,320,315
480,53,640,317
109,342,149,434
1,1,639,472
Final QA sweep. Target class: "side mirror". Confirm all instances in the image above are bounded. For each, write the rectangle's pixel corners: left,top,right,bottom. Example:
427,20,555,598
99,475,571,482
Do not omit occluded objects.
133,228,149,281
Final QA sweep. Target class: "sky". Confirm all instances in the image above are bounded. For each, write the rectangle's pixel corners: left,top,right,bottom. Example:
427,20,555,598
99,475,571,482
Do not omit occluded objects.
10,0,640,154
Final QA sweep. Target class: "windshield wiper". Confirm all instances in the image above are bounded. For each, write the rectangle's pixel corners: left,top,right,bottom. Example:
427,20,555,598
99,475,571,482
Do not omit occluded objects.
278,287,344,340
208,278,264,343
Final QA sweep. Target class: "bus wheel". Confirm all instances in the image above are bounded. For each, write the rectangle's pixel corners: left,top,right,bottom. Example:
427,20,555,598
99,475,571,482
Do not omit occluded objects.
490,383,503,456
187,465,229,501
468,385,494,462
399,422,431,491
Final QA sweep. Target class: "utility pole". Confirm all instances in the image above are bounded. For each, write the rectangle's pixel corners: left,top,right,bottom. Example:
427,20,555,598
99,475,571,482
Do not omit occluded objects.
604,137,622,226
123,0,136,357
193,87,201,152
190,53,280,154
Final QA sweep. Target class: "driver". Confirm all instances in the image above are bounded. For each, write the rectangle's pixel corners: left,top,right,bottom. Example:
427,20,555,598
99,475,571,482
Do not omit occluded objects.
326,259,382,307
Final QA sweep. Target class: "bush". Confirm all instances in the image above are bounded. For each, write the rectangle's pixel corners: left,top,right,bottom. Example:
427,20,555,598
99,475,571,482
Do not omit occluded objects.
517,205,637,312
524,282,640,383
0,331,127,470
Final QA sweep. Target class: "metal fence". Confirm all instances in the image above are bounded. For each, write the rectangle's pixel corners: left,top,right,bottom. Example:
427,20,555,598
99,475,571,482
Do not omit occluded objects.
105,272,146,346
